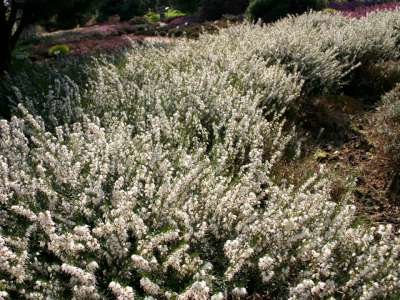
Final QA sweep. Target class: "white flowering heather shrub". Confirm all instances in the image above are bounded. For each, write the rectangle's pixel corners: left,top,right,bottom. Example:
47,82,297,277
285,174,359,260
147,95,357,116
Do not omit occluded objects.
178,10,400,96
2,9,400,300
0,63,87,129
372,83,400,163
278,10,400,64
80,10,400,125
1,107,400,298
327,11,400,63
84,51,303,129
11,75,83,128
4,9,400,123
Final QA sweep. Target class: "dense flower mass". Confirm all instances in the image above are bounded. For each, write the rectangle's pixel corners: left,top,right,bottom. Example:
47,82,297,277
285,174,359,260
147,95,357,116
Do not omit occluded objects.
1,10,400,299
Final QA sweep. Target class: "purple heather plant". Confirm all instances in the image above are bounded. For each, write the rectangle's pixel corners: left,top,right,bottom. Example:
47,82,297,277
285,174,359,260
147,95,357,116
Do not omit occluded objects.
329,1,364,11
329,1,400,17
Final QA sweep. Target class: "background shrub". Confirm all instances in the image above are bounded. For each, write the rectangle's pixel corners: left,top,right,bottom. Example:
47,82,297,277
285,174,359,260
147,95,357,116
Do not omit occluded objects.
200,0,250,20
173,0,201,13
199,0,226,20
246,0,326,22
222,0,250,15
21,0,102,31
98,0,152,22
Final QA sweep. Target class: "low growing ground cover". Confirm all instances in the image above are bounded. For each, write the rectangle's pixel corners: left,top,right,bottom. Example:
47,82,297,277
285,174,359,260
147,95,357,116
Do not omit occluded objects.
16,17,236,60
1,9,400,299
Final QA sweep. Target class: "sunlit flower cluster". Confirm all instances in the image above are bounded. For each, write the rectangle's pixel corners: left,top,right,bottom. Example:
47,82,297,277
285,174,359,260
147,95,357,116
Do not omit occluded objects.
1,9,400,299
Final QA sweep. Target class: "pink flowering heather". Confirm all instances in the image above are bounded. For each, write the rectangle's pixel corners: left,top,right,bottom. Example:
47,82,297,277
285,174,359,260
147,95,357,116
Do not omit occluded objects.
345,3,400,18
330,1,400,18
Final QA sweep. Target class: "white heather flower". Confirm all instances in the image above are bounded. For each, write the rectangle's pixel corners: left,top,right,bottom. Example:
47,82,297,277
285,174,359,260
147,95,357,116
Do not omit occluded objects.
109,281,135,300
87,261,99,272
258,255,274,270
211,292,224,300
140,277,161,296
0,291,8,300
232,287,247,297
178,281,210,300
10,205,37,221
131,255,151,272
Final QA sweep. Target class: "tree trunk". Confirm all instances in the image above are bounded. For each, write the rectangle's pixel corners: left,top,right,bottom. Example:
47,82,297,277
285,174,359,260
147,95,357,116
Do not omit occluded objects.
0,0,27,119
0,42,12,74
0,27,12,119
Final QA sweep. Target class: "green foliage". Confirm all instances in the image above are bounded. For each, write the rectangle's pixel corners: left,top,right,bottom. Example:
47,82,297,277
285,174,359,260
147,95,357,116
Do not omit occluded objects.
48,44,71,57
166,8,187,19
246,0,326,22
145,8,186,23
145,11,161,23
323,8,339,14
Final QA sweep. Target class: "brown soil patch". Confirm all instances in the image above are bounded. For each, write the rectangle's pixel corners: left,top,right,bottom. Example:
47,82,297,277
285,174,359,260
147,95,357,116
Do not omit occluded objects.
32,34,173,58
299,95,400,226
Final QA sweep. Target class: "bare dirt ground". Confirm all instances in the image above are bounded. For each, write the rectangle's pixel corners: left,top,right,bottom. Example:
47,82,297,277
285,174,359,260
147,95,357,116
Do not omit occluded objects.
300,93,400,227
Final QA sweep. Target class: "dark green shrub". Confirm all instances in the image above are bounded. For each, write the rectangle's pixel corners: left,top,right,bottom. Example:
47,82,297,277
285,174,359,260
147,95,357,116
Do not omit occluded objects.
246,0,325,22
12,45,32,61
199,0,225,20
129,16,149,25
246,0,289,22
98,0,152,21
223,0,250,15
200,0,249,20
173,0,201,13
44,0,102,29
20,0,103,30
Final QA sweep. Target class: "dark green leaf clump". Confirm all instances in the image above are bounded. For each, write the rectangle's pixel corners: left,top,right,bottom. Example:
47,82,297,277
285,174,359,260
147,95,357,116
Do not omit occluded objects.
246,0,326,22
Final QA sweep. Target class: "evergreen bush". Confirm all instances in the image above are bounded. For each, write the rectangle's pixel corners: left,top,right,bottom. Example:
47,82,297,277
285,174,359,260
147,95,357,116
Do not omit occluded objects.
246,0,326,22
